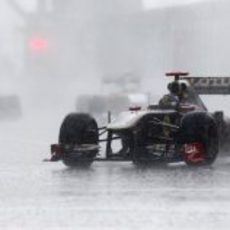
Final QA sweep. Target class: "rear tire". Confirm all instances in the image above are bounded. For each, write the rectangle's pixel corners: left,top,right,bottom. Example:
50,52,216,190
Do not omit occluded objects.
59,113,98,167
179,112,219,166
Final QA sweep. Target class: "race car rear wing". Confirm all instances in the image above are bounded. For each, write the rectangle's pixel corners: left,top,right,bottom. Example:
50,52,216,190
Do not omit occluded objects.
166,72,230,95
181,77,230,95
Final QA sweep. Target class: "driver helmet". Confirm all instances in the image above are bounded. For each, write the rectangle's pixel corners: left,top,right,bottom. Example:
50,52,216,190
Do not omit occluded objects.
168,81,180,95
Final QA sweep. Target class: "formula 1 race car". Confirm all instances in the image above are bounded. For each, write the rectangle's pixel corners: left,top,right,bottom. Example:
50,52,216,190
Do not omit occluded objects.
48,72,230,167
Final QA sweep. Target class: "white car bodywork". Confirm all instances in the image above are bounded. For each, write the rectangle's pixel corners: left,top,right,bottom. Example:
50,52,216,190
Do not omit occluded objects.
107,109,175,130
106,79,209,131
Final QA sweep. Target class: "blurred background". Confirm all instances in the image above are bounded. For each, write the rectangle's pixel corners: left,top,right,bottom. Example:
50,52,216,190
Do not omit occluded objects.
2,0,230,117
1,1,230,230
1,0,230,140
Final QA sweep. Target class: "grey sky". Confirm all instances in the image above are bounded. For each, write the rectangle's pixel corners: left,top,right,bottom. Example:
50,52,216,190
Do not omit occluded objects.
143,0,210,9
7,0,211,12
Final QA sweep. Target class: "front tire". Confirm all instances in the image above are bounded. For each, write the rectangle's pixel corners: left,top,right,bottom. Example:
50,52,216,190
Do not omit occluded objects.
59,113,98,167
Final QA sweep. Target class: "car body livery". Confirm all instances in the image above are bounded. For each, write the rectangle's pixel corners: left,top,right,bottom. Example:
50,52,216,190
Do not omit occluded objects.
48,72,230,167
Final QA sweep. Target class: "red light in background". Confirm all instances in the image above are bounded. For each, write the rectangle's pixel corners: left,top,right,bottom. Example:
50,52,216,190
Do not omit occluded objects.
29,36,48,51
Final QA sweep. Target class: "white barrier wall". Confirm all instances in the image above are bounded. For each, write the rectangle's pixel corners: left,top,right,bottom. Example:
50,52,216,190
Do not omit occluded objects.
98,0,230,86
166,0,230,75
139,0,230,76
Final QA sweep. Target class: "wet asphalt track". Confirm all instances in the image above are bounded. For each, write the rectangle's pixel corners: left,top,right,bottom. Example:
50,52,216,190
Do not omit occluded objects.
0,112,230,230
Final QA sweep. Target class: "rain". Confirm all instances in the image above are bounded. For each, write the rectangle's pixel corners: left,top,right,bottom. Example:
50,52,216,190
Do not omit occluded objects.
0,0,230,229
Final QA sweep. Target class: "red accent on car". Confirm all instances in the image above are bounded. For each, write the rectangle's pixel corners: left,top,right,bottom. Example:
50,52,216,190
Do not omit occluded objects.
182,142,205,163
166,72,189,77
51,144,64,157
179,104,196,113
129,106,141,111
